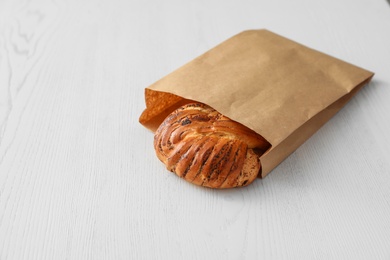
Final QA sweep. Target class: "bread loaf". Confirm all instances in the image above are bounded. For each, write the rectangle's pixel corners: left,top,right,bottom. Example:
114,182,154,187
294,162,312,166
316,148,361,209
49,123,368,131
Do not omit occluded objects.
154,103,270,188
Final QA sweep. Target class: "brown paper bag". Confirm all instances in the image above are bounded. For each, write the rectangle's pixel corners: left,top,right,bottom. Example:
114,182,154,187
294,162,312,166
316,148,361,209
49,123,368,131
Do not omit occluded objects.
139,29,374,178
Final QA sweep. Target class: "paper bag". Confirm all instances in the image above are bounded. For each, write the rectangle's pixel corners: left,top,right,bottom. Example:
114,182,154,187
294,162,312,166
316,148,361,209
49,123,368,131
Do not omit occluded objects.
139,29,374,177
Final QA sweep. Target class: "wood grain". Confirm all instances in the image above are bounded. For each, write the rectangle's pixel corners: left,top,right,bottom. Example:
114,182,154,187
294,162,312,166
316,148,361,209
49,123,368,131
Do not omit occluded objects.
1,0,390,259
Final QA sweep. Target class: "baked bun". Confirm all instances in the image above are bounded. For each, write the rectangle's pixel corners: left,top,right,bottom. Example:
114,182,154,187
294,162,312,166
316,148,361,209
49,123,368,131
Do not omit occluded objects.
154,103,270,189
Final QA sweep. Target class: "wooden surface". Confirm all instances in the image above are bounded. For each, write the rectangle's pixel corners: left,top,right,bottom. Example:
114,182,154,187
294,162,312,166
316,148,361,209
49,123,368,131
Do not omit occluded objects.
1,0,390,259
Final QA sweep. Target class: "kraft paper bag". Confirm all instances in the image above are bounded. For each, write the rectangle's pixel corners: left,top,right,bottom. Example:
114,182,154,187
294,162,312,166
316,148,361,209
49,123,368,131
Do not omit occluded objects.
139,29,374,177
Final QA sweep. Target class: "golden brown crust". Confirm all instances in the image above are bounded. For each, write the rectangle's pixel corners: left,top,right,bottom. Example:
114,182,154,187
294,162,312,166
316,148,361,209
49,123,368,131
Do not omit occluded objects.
154,102,270,189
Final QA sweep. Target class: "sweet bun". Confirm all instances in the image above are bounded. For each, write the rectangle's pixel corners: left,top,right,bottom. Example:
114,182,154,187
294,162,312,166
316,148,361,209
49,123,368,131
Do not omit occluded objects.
154,102,269,188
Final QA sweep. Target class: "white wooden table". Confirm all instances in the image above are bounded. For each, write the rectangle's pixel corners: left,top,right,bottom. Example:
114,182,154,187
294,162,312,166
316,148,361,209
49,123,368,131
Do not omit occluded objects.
1,0,390,259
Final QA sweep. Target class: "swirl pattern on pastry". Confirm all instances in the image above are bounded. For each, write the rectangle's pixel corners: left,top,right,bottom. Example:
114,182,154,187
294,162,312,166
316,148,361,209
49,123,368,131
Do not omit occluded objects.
154,103,270,188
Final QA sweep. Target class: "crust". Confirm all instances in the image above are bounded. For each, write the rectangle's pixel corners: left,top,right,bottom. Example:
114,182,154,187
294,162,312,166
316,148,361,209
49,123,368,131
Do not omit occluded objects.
154,102,269,188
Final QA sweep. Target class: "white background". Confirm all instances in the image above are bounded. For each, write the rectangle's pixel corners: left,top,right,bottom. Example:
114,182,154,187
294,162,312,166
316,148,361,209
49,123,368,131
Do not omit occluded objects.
1,0,390,259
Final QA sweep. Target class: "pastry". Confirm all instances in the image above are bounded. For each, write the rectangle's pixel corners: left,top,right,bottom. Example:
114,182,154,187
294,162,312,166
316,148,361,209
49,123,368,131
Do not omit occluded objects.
154,102,270,188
